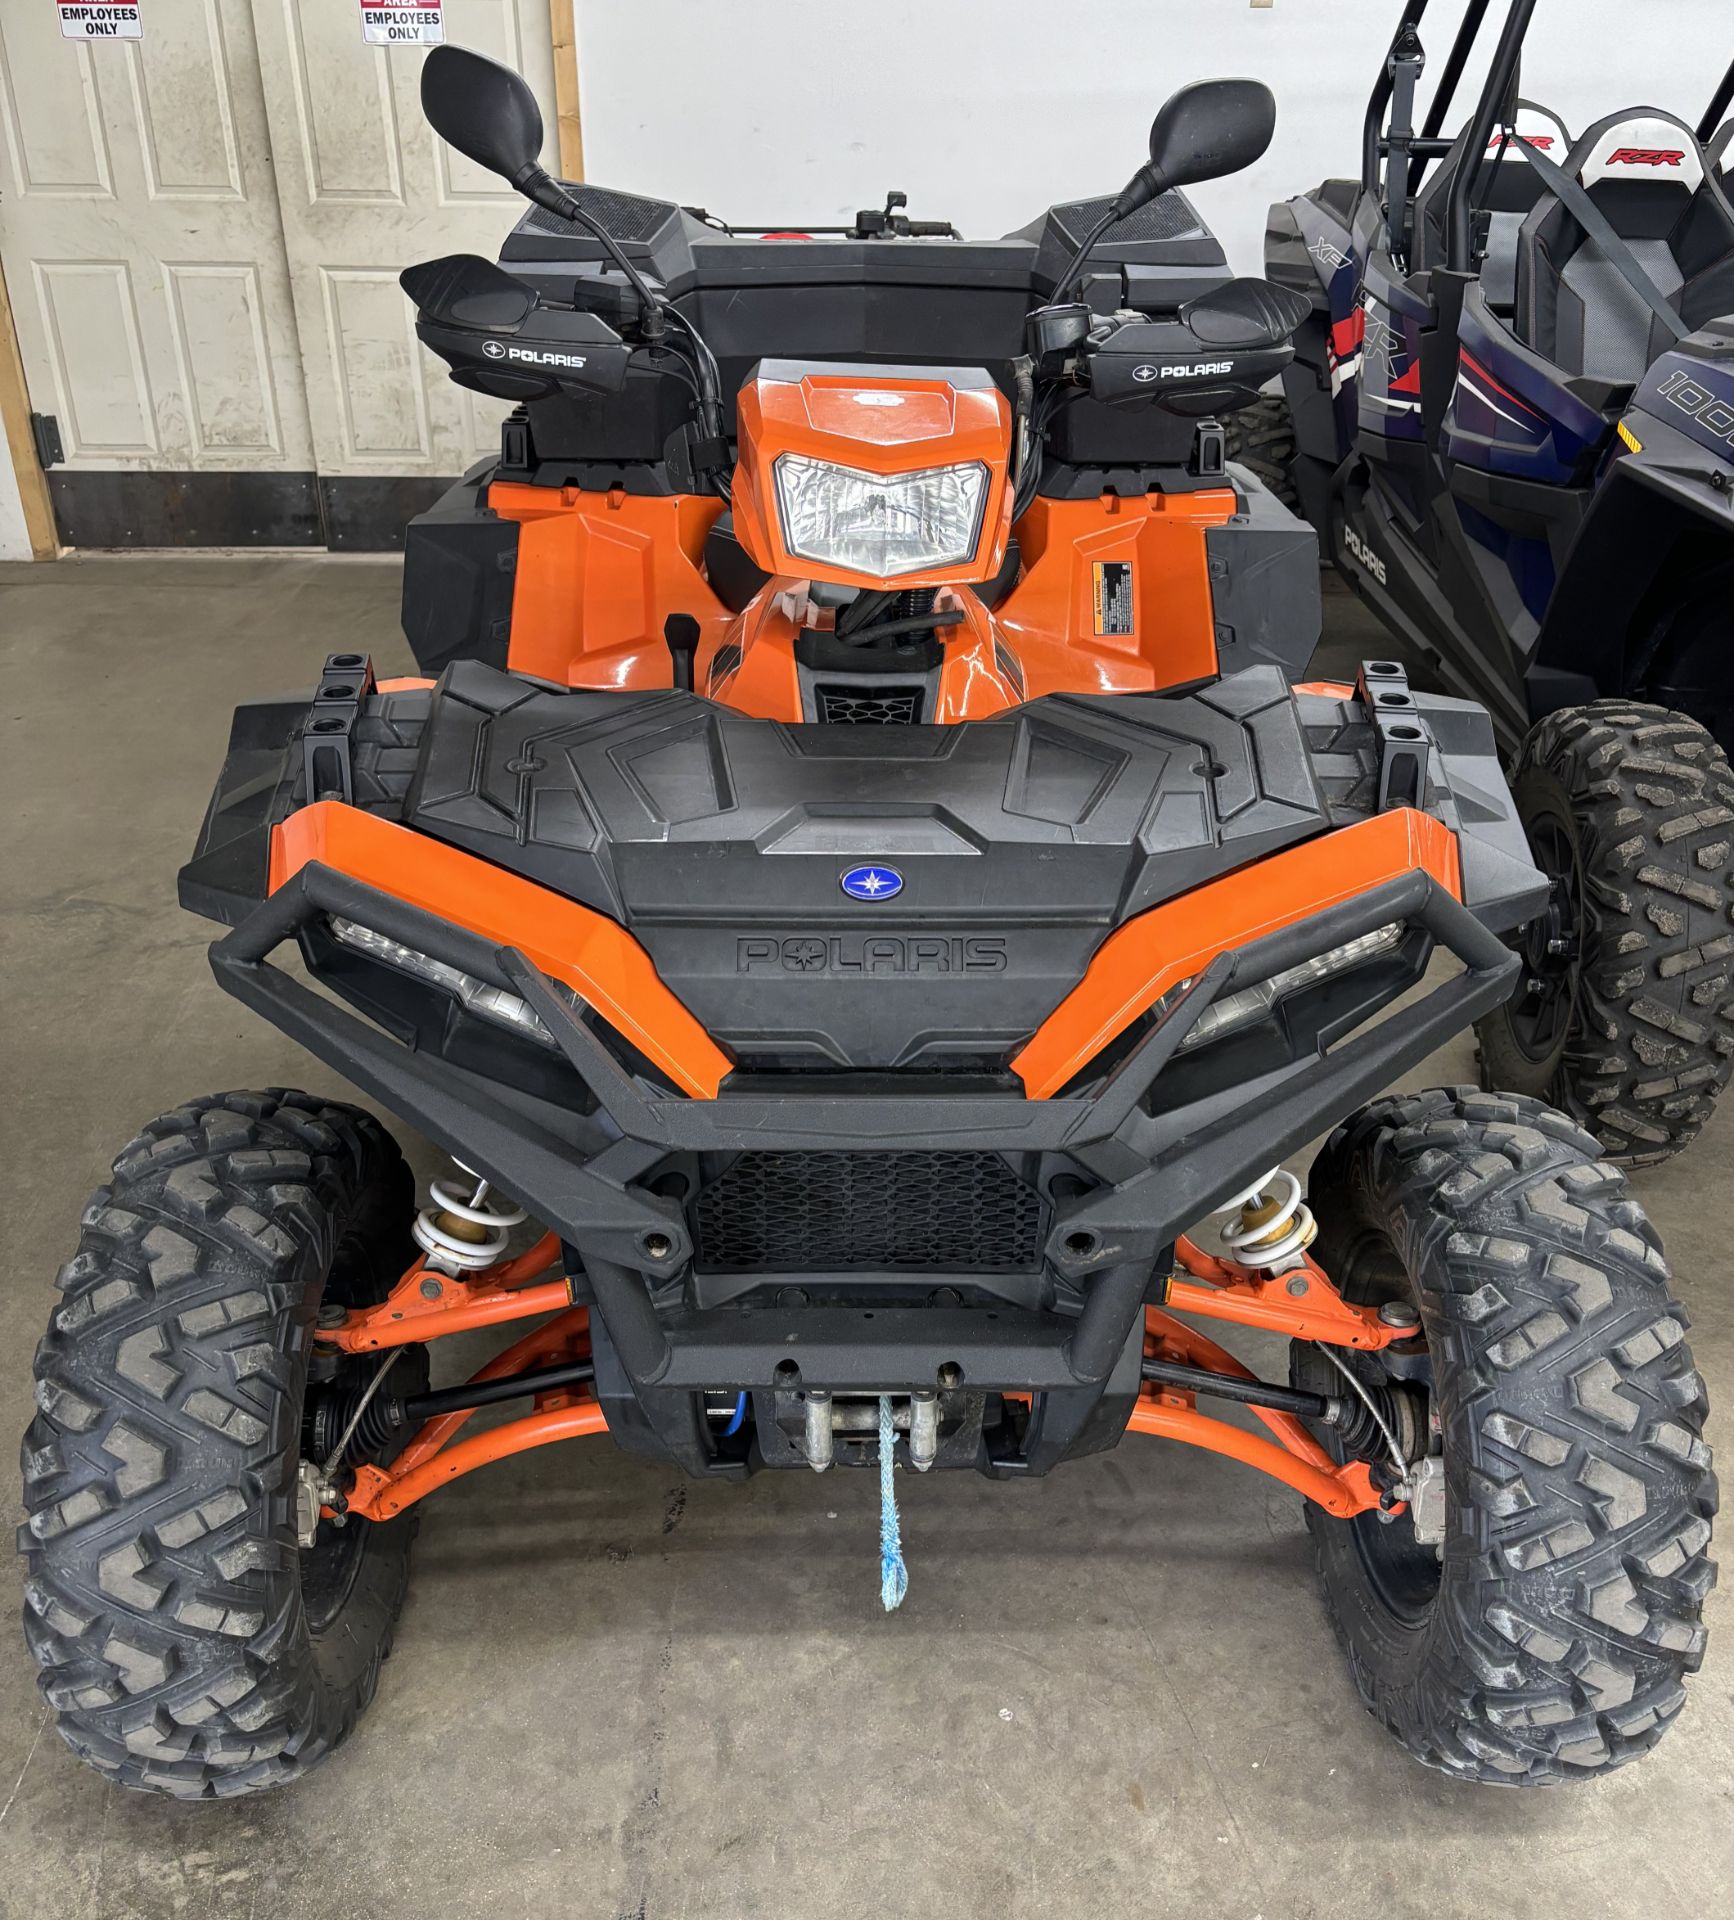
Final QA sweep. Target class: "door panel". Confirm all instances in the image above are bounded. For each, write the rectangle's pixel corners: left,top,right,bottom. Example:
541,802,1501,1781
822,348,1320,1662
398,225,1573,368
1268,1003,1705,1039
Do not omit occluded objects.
0,1,313,480
251,0,556,483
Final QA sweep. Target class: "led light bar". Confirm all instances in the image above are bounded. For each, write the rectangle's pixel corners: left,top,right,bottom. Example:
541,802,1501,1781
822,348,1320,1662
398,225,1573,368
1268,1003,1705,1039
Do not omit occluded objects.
1164,923,1408,1052
328,917,579,1049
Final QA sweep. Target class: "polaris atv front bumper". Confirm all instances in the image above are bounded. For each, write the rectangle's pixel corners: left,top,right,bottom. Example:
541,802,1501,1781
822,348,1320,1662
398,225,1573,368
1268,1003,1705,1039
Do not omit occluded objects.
182,663,1542,1477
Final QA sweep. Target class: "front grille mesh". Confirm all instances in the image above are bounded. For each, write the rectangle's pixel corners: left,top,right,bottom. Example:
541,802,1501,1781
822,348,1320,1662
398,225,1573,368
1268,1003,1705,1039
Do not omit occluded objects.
814,684,924,724
693,1151,1045,1271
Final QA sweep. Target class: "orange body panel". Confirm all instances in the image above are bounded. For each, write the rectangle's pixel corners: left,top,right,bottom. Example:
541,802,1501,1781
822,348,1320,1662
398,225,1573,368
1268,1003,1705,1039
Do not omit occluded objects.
486,475,1244,718
1013,807,1462,1098
490,481,731,688
269,801,732,1098
994,490,1237,698
731,369,1013,590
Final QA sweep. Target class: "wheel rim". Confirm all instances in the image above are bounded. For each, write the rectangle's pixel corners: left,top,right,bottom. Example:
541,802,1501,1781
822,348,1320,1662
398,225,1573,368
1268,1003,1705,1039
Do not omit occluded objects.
1506,800,1584,1070
1345,1452,1440,1626
297,1345,378,1637
297,1226,401,1637
1324,1229,1441,1628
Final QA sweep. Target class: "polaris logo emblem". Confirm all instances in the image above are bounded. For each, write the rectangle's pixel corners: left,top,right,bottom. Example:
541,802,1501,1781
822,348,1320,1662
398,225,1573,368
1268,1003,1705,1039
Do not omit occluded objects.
481,339,589,369
1134,360,1235,381
1607,148,1685,167
840,865,902,900
1343,524,1388,585
737,936,1008,975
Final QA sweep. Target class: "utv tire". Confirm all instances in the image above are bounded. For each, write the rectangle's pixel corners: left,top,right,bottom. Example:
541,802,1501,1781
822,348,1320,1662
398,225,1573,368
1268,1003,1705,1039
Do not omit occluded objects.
20,1090,424,1798
1299,1088,1715,1784
1476,702,1734,1165
1222,389,1299,510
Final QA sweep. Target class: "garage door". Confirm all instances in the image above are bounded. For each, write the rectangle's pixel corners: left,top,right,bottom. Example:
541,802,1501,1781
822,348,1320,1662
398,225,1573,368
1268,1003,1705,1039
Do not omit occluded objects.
0,0,557,549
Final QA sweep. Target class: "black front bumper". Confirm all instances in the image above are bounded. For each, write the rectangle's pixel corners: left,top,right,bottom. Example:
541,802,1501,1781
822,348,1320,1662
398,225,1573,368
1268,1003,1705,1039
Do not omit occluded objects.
211,852,1518,1476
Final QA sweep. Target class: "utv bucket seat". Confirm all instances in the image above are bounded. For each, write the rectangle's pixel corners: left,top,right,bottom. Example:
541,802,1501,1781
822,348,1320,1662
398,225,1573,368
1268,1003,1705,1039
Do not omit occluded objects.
1513,109,1734,382
1411,103,1572,311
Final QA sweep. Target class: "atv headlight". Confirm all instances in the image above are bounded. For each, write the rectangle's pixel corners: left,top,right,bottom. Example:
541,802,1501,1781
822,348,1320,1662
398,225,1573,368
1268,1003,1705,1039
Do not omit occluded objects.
773,454,989,578
1165,923,1407,1052
328,918,576,1049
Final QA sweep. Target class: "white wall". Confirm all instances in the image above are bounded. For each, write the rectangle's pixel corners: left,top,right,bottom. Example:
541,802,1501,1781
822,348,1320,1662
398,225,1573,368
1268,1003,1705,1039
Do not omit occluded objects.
573,0,1731,281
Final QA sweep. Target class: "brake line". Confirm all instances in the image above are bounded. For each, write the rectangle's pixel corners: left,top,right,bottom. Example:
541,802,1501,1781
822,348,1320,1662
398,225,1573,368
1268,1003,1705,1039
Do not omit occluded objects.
1319,1346,1409,1478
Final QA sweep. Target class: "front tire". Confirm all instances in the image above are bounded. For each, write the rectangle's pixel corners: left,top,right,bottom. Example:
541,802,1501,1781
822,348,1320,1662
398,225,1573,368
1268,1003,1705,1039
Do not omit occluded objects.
20,1090,423,1797
1476,702,1734,1164
1300,1088,1715,1784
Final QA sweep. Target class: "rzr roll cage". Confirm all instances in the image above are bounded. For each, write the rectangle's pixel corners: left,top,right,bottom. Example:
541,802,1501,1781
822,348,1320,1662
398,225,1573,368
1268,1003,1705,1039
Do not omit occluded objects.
1358,0,1734,272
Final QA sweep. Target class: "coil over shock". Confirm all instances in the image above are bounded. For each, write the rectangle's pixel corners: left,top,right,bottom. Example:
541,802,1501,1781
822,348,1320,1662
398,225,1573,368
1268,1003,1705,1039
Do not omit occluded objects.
1216,1167,1317,1271
412,1161,527,1272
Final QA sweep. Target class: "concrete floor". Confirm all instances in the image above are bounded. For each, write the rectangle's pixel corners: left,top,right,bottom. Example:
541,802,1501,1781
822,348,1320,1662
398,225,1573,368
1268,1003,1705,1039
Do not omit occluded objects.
0,557,1729,1920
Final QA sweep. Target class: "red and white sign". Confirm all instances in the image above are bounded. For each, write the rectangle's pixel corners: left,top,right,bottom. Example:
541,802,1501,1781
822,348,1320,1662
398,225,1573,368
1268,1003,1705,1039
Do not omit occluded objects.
360,1,443,46
56,2,141,39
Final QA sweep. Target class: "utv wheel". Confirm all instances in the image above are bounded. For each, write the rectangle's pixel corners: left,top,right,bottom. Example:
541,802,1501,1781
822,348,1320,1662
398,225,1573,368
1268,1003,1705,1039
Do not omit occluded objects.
19,1090,425,1797
1475,702,1734,1164
1298,1088,1715,1784
1222,389,1299,509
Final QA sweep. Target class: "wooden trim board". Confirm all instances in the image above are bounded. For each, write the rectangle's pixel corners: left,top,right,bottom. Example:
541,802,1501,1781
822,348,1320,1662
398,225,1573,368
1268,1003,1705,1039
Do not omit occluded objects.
0,254,58,559
549,0,585,182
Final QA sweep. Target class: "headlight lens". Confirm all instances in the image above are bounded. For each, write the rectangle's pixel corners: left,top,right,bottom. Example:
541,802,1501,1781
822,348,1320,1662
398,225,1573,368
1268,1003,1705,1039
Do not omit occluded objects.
773,454,989,577
1161,923,1408,1052
328,917,578,1049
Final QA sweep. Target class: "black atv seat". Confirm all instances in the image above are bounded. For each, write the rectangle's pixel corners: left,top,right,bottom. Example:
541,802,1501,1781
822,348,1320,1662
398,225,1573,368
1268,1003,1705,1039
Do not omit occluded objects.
1514,108,1734,383
1411,105,1572,311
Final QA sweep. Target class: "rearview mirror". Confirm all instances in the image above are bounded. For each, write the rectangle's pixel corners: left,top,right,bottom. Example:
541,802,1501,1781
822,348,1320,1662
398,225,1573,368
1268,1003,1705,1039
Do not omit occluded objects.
421,45,546,186
1146,79,1276,194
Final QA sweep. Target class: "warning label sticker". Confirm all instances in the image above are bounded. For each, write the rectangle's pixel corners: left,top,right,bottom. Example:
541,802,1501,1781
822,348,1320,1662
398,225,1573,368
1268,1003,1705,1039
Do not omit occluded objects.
1091,561,1134,636
359,1,443,46
57,3,141,39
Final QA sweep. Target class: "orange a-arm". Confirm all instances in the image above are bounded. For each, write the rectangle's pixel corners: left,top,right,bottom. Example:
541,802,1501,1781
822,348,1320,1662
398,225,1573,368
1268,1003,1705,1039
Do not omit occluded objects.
326,1232,1393,1524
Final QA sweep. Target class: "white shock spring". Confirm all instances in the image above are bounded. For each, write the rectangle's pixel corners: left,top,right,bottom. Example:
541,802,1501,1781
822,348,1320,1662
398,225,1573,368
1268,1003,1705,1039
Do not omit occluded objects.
412,1160,529,1273
1215,1166,1317,1272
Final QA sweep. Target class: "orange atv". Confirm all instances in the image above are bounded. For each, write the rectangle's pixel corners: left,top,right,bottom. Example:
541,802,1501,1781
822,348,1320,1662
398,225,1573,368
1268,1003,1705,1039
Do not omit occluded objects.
21,48,1713,1798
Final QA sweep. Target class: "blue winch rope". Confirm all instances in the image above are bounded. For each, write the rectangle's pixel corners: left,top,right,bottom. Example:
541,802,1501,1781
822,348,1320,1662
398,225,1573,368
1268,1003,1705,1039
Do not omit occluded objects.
878,1394,909,1611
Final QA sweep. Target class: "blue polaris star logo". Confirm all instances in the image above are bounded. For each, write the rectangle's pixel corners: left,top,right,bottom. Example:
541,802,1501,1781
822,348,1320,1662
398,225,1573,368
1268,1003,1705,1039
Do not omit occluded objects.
840,864,903,902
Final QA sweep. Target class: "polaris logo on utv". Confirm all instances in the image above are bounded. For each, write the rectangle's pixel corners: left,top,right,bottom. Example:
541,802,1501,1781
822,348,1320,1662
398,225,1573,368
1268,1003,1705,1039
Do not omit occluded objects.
736,936,1009,975
1342,524,1388,585
1135,360,1235,381
481,339,590,369
1607,147,1686,166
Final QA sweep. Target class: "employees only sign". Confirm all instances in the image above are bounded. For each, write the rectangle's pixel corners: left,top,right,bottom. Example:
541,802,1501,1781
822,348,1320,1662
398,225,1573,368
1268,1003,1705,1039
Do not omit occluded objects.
360,1,444,45
57,3,141,38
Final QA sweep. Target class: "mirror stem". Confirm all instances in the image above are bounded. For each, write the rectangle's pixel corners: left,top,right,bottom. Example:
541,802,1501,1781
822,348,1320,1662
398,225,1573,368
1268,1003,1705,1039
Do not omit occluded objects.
1109,164,1166,223
1055,165,1165,303
512,164,666,341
